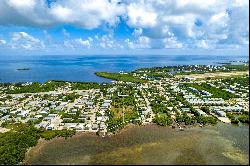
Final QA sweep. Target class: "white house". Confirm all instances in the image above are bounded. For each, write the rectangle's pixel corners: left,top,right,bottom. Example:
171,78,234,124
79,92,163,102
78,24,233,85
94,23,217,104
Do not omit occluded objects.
46,123,55,130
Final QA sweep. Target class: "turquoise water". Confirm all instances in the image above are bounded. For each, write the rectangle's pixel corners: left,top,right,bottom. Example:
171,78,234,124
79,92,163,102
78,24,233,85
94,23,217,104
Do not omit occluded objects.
0,55,248,83
24,123,249,165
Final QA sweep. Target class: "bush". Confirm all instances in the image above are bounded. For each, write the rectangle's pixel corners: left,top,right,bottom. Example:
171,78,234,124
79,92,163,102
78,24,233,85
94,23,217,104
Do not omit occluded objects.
238,114,249,124
153,113,172,126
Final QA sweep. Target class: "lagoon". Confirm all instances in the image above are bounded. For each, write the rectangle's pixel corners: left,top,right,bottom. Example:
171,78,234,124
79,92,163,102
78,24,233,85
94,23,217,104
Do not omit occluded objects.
24,123,249,165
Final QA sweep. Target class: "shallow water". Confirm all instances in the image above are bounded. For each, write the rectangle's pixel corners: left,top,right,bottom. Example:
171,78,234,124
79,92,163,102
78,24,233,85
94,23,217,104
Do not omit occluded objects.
24,123,249,165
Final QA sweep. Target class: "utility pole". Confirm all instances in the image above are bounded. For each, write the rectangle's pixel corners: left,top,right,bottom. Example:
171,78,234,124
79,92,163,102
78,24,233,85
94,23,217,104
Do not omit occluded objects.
123,106,125,123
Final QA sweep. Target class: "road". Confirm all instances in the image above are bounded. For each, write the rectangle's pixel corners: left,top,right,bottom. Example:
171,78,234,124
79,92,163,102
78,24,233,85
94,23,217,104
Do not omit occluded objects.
140,88,155,124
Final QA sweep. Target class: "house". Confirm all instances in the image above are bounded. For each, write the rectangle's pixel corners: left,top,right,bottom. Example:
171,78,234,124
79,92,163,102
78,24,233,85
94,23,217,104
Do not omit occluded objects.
96,116,103,121
212,109,226,117
92,124,98,130
28,117,38,122
76,124,84,130
118,92,129,97
60,102,68,106
18,110,30,117
181,108,190,112
216,111,226,117
189,87,199,93
55,106,64,112
102,102,110,108
85,123,92,130
50,104,57,109
184,77,196,81
35,114,43,119
200,90,212,97
48,114,58,118
222,106,243,112
40,107,49,113
71,109,78,113
1,115,10,121
10,109,21,115
100,122,106,130
69,124,77,129
63,118,72,121
44,116,54,121
46,123,55,130
0,108,7,114
196,109,206,116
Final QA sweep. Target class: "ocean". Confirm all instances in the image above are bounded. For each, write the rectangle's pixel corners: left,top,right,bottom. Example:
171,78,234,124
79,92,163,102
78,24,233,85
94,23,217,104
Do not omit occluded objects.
0,54,248,83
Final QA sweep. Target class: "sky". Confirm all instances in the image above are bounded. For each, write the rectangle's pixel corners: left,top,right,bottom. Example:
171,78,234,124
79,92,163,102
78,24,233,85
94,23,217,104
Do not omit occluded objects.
0,0,249,56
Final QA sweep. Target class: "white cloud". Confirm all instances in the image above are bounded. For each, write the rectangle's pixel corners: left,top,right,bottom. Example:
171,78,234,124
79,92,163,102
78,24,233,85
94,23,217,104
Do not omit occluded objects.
0,39,6,45
0,0,125,29
49,0,125,29
125,0,248,49
10,32,44,50
95,34,123,49
7,0,36,9
64,38,91,49
88,37,93,42
138,36,151,48
163,37,183,49
50,5,73,22
132,28,143,37
0,0,248,50
77,38,90,48
0,0,52,26
126,2,157,28
196,40,210,49
125,36,151,49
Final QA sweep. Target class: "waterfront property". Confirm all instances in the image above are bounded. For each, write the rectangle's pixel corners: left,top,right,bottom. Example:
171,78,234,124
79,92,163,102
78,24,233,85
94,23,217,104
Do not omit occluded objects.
0,63,249,165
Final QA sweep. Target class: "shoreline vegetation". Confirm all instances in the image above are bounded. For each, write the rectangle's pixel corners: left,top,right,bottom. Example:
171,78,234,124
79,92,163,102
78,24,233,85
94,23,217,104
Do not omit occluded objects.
0,123,76,165
0,63,249,165
95,72,147,83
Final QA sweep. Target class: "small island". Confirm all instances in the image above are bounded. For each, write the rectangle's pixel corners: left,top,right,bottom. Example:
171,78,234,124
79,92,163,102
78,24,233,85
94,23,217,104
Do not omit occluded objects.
16,68,31,71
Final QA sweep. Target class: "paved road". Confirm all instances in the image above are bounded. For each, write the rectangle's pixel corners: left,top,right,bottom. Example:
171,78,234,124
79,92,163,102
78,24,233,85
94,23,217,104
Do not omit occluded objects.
141,88,155,124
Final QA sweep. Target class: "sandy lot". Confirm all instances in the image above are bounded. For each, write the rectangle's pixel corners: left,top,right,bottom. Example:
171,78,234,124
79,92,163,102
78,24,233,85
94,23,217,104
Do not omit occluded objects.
176,71,249,79
0,127,10,133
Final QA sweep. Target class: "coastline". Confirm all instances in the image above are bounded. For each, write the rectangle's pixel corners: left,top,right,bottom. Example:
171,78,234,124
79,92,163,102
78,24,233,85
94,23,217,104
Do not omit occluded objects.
23,122,249,165
1,62,247,165
22,131,96,165
23,122,214,164
0,57,248,84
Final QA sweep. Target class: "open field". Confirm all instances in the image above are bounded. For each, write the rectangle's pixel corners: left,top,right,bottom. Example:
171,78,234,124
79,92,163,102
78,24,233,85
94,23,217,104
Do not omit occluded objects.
110,106,134,119
176,71,249,79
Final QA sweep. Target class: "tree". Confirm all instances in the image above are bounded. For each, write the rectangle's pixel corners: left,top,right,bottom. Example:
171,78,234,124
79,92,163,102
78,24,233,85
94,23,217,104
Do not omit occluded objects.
153,113,172,126
201,107,210,114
